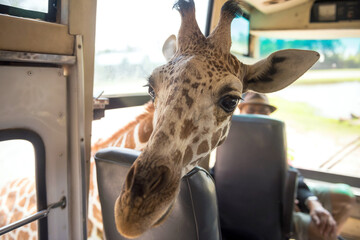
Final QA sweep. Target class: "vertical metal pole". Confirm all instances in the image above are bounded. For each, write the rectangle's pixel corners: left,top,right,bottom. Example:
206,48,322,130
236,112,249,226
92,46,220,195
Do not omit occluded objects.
67,35,87,240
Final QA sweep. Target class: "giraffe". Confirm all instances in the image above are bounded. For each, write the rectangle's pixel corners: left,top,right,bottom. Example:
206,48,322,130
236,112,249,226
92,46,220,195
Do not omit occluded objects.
0,102,156,240
0,178,37,240
114,0,320,238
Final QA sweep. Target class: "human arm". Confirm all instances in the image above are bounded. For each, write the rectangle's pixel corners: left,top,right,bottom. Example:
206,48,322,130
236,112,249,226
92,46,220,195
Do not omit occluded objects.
288,166,314,211
306,197,337,238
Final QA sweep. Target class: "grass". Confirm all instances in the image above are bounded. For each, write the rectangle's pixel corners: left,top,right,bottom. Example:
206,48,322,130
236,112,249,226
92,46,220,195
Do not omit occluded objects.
269,96,360,136
296,77,360,85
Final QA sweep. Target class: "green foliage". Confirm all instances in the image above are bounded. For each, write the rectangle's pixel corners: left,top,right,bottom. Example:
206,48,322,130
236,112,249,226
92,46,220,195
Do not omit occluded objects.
259,38,360,69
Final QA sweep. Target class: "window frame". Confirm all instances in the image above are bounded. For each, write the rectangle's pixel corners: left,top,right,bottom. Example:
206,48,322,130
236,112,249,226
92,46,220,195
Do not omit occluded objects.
298,167,360,189
0,128,48,239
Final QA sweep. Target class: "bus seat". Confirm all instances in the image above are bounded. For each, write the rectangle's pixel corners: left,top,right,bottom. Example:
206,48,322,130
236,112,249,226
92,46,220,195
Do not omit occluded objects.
213,115,297,240
94,147,221,240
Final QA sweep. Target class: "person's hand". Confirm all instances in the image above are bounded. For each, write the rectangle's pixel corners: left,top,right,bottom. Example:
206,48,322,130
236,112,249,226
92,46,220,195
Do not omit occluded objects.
294,199,300,212
307,199,337,238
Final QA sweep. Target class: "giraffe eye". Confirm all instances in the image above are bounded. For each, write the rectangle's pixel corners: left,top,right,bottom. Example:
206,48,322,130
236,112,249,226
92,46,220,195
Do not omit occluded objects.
219,95,240,113
148,86,155,100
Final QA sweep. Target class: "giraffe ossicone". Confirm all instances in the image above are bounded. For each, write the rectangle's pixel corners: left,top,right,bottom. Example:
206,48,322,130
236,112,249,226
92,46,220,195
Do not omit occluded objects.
115,0,320,238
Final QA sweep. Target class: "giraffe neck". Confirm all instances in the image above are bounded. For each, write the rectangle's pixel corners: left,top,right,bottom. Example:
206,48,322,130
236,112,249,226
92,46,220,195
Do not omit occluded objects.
0,178,37,240
91,101,154,154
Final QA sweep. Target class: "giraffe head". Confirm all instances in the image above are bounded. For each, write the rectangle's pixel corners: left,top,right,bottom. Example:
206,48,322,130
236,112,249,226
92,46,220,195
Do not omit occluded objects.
115,0,319,238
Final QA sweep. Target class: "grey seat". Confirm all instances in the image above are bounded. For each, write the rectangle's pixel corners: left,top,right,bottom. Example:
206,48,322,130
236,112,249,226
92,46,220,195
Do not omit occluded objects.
213,115,297,240
94,147,221,240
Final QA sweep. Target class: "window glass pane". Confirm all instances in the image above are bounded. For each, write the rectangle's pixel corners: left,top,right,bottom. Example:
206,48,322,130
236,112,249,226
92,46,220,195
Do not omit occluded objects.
0,139,37,238
0,0,48,13
94,0,209,96
260,37,360,177
230,15,249,56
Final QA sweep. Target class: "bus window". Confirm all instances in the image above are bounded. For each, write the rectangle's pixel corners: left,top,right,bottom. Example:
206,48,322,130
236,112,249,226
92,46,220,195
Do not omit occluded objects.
0,139,35,184
230,13,250,57
93,0,209,97
0,0,48,13
0,139,37,238
0,0,57,22
261,37,360,178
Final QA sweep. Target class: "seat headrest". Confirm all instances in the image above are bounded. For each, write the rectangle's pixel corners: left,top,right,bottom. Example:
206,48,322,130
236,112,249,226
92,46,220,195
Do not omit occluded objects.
214,115,287,240
94,147,221,240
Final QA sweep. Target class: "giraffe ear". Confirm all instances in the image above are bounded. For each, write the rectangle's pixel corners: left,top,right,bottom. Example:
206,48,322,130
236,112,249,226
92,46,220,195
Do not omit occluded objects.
243,49,320,93
162,34,177,61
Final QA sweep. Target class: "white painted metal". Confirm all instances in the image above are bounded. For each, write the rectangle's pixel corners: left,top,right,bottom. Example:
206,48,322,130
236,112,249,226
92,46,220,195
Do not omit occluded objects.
0,66,70,239
66,35,88,240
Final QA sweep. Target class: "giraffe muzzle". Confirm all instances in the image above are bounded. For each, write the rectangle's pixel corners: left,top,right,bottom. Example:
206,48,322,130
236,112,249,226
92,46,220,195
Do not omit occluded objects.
115,159,181,238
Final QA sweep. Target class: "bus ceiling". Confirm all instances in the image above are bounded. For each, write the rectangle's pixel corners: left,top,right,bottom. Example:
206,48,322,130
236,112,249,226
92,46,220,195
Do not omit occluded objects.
211,0,360,39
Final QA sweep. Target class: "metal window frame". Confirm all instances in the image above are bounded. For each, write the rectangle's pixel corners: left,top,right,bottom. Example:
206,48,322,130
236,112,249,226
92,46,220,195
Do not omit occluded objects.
0,129,48,239
104,94,151,110
298,167,360,189
0,0,57,22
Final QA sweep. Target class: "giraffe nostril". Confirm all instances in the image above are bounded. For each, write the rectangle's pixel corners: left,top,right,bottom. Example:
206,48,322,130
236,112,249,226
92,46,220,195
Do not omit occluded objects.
148,175,164,193
125,165,136,190
142,166,170,196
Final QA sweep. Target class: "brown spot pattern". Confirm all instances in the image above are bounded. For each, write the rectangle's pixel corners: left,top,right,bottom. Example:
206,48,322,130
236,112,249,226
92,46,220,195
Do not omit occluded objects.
19,197,26,207
125,129,135,149
6,192,16,210
0,210,6,227
174,107,183,119
93,205,102,222
87,219,93,237
182,89,194,108
154,131,169,144
18,231,29,239
202,128,209,135
173,150,182,164
191,83,200,89
211,129,222,149
222,125,229,137
10,209,22,223
0,186,6,196
30,221,37,231
197,140,209,155
20,184,26,196
169,122,176,136
218,137,226,146
192,135,200,143
183,146,193,165
216,113,229,126
180,119,198,139
139,117,153,143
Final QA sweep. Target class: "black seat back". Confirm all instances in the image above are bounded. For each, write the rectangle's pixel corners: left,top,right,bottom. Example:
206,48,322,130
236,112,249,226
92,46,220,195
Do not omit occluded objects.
94,147,221,240
214,115,290,240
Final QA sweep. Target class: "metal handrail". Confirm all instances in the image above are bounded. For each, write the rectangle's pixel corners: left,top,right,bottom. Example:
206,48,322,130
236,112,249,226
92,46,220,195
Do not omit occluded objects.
0,197,66,236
